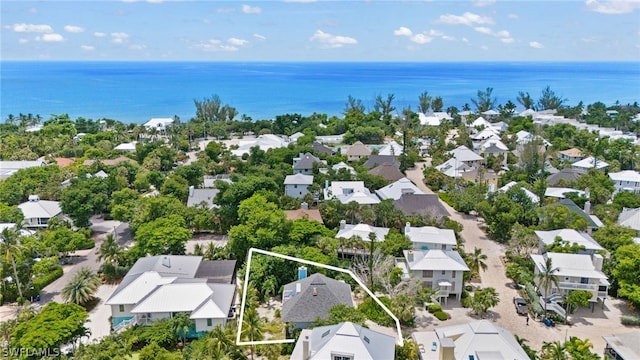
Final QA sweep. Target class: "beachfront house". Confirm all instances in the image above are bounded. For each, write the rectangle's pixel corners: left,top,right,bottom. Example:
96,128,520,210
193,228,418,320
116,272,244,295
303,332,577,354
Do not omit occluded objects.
105,256,236,336
291,321,395,360
282,271,353,329
609,170,640,194
284,173,314,199
412,320,530,360
17,195,63,229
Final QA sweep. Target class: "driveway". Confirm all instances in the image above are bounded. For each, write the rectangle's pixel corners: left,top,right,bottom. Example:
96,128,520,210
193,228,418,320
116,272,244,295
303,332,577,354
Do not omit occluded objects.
405,164,633,353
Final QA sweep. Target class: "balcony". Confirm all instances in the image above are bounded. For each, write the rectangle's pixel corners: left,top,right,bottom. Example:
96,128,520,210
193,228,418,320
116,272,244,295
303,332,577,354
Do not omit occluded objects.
558,282,597,291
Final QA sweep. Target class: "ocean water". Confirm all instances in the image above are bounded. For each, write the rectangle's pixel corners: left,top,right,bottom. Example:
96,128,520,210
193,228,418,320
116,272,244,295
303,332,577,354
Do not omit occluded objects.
1,61,639,124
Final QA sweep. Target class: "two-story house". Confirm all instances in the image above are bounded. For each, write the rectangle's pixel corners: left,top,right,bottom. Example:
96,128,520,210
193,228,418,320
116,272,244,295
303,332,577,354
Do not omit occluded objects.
609,170,640,194
404,223,456,251
284,173,314,199
557,148,586,163
345,141,371,162
293,153,323,175
535,229,604,255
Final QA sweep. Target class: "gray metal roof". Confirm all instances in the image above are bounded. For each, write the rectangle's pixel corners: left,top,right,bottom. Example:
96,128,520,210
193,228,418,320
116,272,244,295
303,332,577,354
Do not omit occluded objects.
293,153,322,170
363,155,400,169
282,273,353,323
194,260,237,284
303,322,396,360
393,193,450,219
187,188,219,209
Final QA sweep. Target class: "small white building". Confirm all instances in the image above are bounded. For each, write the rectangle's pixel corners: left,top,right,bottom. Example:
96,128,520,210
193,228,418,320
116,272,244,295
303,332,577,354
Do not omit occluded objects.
399,249,469,301
336,221,389,243
143,117,174,131
609,170,640,193
572,157,609,170
284,174,314,199
324,181,379,204
375,177,425,201
404,223,456,251
17,195,62,228
498,181,540,203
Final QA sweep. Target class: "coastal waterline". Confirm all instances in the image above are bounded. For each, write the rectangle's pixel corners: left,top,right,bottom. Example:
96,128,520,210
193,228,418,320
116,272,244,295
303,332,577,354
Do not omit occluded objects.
1,61,639,124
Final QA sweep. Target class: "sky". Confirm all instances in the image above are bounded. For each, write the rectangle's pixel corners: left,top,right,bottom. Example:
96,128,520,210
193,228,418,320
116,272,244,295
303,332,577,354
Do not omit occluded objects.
2,0,640,62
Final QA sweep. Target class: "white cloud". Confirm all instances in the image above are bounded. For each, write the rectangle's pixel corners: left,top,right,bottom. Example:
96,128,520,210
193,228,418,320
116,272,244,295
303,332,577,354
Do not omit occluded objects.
81,45,95,51
462,37,469,43
111,32,129,44
242,4,261,14
253,33,266,40
500,38,514,43
394,26,413,37
8,23,53,33
474,26,492,35
219,45,239,51
508,13,519,19
19,38,29,44
64,25,84,33
529,41,544,48
442,35,456,41
94,32,106,37
585,0,640,14
474,27,513,43
410,33,434,44
36,33,64,42
309,30,357,48
129,44,147,50
428,29,444,37
581,36,600,43
192,39,239,52
473,0,496,7
436,12,494,26
228,37,248,46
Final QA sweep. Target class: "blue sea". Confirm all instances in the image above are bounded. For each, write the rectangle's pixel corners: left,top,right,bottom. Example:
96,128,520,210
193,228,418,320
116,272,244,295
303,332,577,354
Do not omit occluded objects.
1,61,639,124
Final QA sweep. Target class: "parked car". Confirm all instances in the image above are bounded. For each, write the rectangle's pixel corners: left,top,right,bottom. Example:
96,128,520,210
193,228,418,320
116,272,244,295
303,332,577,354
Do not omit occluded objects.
514,297,528,316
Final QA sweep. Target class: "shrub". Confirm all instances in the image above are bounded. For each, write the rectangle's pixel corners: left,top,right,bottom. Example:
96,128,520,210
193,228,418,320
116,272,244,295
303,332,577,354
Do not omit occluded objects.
31,266,63,294
438,193,454,207
427,304,442,313
621,316,640,326
433,311,448,321
525,283,544,316
358,297,394,327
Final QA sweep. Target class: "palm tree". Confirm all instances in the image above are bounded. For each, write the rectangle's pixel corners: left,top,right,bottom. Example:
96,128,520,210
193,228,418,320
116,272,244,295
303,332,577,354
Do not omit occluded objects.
96,234,123,271
0,227,25,300
536,257,559,318
465,247,488,280
540,341,568,360
172,312,194,348
515,335,538,360
344,201,359,224
61,267,101,306
241,308,264,360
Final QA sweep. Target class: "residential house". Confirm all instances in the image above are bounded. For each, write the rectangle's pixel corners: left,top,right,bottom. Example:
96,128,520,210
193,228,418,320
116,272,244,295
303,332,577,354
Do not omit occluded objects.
447,145,484,169
83,156,137,166
572,157,609,171
53,157,75,168
435,158,472,178
105,256,236,336
324,181,379,205
490,121,508,133
289,132,305,143
187,186,219,209
419,111,453,126
378,140,403,156
478,139,509,167
228,134,289,157
284,203,324,224
481,109,500,119
412,320,530,360
542,198,603,232
603,331,640,360
497,182,540,203
368,163,404,182
143,117,174,132
530,252,608,303
0,160,45,180
398,249,469,302
544,187,586,199
114,141,137,152
393,193,450,220
17,195,63,228
609,170,640,193
336,220,389,245
535,229,604,255
345,141,371,161
376,177,425,201
404,223,456,251
282,272,353,329
285,174,314,199
469,116,492,130
547,168,587,186
331,162,356,176
557,148,585,163
291,321,395,360
315,134,344,145
618,207,640,232
293,153,323,175
471,128,501,142
311,142,335,155
363,155,400,169
202,174,232,188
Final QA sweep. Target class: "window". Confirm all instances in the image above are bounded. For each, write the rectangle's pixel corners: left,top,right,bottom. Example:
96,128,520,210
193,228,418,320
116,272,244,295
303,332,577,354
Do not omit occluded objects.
441,244,446,250
332,354,353,360
207,318,212,327
119,305,124,312
422,270,433,278
452,272,456,278
580,277,589,284
441,270,446,275
294,185,298,188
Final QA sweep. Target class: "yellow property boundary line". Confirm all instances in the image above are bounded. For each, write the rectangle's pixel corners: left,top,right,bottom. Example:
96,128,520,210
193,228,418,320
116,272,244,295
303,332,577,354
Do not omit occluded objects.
236,247,403,347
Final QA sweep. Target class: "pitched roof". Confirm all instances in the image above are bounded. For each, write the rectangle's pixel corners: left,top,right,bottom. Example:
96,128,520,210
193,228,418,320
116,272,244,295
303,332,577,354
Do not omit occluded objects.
544,187,586,199
338,189,381,205
311,142,335,155
126,255,203,279
531,253,608,280
393,193,450,218
535,229,604,252
284,173,314,185
83,156,137,166
130,282,235,316
336,223,389,242
546,198,600,228
0,160,45,180
498,181,540,204
54,157,75,167
405,226,457,246
345,141,372,156
546,167,587,186
558,147,584,157
284,209,324,224
602,332,640,360
282,273,353,323
144,117,174,129
572,156,608,170
609,170,640,183
368,163,404,182
17,199,62,219
293,153,322,170
378,140,403,156
447,145,483,162
618,207,640,231
187,188,219,208
375,177,425,200
193,260,237,283
293,322,396,360
363,155,400,169
105,271,176,305
332,162,356,175
404,249,469,271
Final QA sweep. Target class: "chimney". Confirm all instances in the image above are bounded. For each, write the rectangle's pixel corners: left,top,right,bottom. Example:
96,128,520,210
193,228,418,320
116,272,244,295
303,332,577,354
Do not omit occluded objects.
584,200,591,214
439,337,455,360
407,250,414,263
592,253,603,271
405,222,411,235
340,220,346,230
325,180,329,190
312,287,318,296
189,185,194,197
298,266,307,280
28,195,40,202
161,256,171,268
301,202,309,210
296,282,302,294
302,336,310,360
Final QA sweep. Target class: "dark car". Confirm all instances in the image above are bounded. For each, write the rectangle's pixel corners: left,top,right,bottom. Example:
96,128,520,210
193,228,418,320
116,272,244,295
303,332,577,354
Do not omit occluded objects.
514,297,528,316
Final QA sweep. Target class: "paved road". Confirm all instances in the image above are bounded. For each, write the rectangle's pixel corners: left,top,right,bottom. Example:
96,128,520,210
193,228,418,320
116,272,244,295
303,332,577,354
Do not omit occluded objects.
405,163,631,353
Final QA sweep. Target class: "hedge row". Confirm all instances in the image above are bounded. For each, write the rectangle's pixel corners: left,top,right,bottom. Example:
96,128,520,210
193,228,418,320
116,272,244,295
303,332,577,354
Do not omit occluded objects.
621,316,640,326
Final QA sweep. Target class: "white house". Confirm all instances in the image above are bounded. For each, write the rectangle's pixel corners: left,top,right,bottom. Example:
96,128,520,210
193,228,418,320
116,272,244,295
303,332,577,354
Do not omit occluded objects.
436,158,472,178
105,256,236,336
412,320,530,360
609,170,640,193
404,223,456,251
0,160,45,180
375,177,425,201
324,181,379,205
378,140,404,156
572,157,608,170
535,229,604,255
336,221,389,243
544,187,586,199
284,174,314,199
618,207,640,232
17,195,62,228
399,249,469,302
143,117,174,132
291,322,395,360
447,145,484,169
530,252,608,303
187,186,219,209
498,181,540,203
603,331,640,360
557,148,585,163
114,141,137,152
228,134,289,157
331,162,356,176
